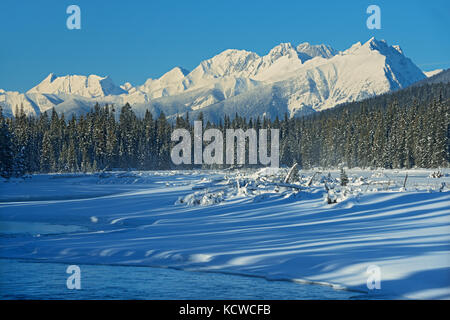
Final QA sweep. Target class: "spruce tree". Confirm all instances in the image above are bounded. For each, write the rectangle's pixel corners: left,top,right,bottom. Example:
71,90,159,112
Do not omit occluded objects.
0,107,14,178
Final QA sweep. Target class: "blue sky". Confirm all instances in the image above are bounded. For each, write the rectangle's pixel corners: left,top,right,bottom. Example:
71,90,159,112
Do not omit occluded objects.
1,0,449,92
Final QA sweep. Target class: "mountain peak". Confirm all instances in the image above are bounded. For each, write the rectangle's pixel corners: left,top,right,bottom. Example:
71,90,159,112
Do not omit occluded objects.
296,42,337,60
45,73,58,83
268,43,297,58
159,67,190,83
120,82,134,92
192,49,260,78
214,48,258,59
423,69,444,78
174,66,190,76
343,38,406,60
27,74,126,97
363,37,388,50
270,42,295,51
392,45,403,55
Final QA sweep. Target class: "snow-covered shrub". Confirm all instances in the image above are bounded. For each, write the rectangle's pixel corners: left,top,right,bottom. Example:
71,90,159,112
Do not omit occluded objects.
429,170,443,178
340,168,349,186
176,190,224,207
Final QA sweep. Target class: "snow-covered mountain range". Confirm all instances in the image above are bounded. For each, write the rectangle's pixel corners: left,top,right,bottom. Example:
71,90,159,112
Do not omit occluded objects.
0,38,426,121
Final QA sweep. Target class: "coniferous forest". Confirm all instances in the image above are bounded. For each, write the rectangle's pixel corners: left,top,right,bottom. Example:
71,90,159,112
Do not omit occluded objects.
0,82,449,178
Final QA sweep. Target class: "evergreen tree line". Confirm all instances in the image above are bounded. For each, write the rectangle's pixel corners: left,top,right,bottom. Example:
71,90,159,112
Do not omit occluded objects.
0,82,449,178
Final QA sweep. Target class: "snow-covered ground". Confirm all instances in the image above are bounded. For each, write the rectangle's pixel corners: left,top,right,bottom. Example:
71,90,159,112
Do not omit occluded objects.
0,168,449,299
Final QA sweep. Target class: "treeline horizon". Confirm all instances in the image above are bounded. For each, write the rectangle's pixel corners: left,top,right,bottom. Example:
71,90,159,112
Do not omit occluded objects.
0,82,449,178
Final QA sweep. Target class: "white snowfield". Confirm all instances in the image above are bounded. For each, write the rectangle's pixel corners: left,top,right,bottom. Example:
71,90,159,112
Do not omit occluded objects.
0,168,449,299
0,38,425,120
424,69,444,78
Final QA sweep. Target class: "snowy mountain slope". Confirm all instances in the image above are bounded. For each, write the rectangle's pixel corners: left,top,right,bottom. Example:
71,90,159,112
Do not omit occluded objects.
414,69,450,87
27,73,127,97
424,69,443,78
135,67,190,99
160,38,426,120
0,38,426,120
296,42,337,61
0,74,127,116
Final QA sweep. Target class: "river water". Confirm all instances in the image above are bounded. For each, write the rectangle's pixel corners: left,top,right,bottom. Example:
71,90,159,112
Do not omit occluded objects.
0,258,367,300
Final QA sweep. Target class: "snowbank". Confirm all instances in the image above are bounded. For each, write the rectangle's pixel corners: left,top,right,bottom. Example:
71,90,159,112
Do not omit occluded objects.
0,169,449,299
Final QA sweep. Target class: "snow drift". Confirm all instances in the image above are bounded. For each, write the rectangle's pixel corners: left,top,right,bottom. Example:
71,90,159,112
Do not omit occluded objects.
0,169,448,299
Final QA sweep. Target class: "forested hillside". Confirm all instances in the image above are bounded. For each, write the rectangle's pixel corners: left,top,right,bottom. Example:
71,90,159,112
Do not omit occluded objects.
0,82,449,177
